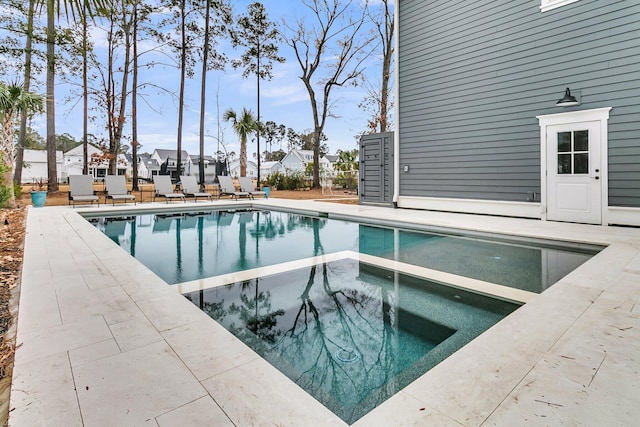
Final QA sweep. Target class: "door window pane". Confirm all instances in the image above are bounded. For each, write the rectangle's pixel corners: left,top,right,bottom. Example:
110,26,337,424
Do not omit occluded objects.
557,132,571,152
558,154,572,174
574,130,589,151
574,153,589,174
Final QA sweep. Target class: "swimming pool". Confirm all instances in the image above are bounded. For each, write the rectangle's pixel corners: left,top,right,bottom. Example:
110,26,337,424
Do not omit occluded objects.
88,207,600,423
91,209,599,293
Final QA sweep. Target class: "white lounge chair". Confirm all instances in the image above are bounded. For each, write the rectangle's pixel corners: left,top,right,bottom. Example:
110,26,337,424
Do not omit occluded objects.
105,175,136,206
180,175,213,202
238,177,266,199
217,176,250,201
153,175,186,203
68,175,99,207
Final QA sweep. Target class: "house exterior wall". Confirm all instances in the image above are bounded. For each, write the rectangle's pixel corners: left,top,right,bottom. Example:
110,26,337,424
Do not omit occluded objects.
18,149,63,183
398,1,640,211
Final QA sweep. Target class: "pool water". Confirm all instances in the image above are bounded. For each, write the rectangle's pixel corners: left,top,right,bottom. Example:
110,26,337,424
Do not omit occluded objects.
184,258,519,424
92,209,598,292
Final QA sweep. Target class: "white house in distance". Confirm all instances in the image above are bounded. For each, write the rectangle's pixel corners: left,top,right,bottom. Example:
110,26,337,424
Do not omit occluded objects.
188,155,217,183
18,149,63,184
64,144,128,180
137,153,161,181
280,149,335,177
260,161,283,179
228,159,258,179
151,149,191,181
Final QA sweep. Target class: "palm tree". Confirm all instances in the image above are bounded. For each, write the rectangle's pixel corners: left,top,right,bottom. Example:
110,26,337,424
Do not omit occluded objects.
223,107,258,177
0,82,44,208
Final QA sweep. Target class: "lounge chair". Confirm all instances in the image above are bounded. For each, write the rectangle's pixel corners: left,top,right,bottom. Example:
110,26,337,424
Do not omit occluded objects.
105,175,136,206
238,177,266,199
180,175,213,202
68,175,99,207
153,175,186,203
217,176,250,201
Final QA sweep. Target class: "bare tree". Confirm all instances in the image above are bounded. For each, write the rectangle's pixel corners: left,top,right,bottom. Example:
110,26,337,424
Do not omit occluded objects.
362,0,393,133
283,0,373,188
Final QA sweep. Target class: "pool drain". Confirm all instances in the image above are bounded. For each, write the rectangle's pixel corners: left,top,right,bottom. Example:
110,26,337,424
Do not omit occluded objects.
335,347,360,363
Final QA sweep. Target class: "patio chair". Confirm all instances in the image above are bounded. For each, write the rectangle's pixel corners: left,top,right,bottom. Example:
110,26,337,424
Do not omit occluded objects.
153,175,186,203
104,175,136,206
180,175,214,202
217,176,250,201
238,177,266,199
68,175,99,207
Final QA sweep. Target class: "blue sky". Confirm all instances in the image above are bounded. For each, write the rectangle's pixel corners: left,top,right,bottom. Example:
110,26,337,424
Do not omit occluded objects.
42,0,392,159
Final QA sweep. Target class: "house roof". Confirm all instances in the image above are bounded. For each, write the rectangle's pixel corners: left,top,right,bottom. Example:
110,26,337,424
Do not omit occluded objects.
23,149,63,162
190,155,216,165
153,149,189,162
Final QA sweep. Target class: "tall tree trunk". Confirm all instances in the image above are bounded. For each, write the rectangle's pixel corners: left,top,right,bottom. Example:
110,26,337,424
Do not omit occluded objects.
131,0,139,190
112,8,131,175
240,137,247,177
379,0,393,133
2,113,17,208
83,1,88,175
14,0,35,184
176,0,186,179
46,0,58,192
198,0,211,186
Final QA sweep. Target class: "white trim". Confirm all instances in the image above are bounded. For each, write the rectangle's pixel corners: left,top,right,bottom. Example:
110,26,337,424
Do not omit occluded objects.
540,0,581,13
607,207,640,227
397,196,541,219
537,107,611,225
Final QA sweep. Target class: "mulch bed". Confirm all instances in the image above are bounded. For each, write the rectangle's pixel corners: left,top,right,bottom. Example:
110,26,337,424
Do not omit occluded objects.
0,206,24,379
0,205,25,426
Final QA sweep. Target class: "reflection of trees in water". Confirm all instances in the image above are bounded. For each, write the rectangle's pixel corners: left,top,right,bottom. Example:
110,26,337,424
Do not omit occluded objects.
286,214,327,234
249,211,285,240
229,279,285,347
273,262,398,416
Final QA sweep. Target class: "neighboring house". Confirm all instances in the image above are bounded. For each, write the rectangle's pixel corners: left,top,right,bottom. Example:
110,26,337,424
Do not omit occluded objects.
188,155,217,183
18,149,63,184
151,149,191,181
260,161,283,179
325,154,339,170
228,159,258,179
137,154,161,181
280,149,334,177
64,144,128,180
389,0,640,226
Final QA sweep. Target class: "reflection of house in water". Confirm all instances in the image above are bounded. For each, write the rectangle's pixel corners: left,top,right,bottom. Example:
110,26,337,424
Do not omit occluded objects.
137,215,153,228
153,214,182,234
217,211,235,227
236,211,254,224
104,219,129,245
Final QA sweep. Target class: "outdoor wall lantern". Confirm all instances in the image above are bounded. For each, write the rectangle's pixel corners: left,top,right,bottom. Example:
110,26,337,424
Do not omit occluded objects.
556,87,580,107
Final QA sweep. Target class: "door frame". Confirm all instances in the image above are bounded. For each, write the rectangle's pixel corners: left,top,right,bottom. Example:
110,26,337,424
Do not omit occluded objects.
537,107,612,225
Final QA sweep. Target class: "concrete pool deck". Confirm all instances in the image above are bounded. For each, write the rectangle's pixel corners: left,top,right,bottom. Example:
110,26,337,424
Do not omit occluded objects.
9,200,640,426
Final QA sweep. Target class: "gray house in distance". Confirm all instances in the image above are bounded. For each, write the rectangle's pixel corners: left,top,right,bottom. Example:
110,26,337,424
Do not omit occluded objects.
389,0,639,226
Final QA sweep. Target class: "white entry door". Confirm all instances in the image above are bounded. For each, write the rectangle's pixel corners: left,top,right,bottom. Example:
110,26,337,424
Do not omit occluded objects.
546,121,601,224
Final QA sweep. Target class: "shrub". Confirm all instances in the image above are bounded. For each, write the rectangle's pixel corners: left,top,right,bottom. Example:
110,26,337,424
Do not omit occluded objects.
334,172,358,190
265,170,307,190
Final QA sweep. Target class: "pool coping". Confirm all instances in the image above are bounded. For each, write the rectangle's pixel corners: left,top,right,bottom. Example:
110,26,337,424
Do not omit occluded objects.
9,199,640,426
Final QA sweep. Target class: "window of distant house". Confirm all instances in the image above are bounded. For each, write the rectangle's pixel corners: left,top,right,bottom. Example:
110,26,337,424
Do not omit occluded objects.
541,0,580,12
